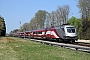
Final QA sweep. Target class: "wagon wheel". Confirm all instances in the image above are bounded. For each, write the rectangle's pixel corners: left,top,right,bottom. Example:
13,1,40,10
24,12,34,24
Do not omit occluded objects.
57,39,63,43
70,40,75,44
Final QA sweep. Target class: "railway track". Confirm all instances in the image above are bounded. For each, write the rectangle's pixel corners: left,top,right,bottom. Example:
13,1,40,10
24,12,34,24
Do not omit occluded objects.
33,38,90,47
26,38,90,53
74,42,90,47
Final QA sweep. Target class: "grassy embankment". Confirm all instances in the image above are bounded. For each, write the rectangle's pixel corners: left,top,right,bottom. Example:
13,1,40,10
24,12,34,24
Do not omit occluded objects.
0,37,90,60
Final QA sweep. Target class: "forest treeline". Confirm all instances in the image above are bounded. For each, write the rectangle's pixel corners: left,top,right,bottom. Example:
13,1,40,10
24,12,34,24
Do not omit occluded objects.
10,0,90,39
0,16,6,36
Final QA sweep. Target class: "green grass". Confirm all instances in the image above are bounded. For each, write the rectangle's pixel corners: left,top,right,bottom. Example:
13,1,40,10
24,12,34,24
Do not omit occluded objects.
0,37,90,60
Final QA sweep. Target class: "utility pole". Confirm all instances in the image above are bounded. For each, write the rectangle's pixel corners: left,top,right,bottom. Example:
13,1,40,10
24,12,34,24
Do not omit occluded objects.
24,27,26,39
19,21,21,28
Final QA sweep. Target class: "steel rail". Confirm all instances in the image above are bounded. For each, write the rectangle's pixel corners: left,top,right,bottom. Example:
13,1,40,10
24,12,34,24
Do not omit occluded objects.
30,39,90,53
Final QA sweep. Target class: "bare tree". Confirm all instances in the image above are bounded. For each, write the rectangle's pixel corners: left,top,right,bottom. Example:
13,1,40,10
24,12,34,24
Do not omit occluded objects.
45,5,70,27
56,5,70,25
78,0,90,19
45,11,57,28
45,13,51,28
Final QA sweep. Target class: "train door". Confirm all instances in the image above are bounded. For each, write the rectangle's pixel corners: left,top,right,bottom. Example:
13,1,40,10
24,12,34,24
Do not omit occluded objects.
45,28,51,39
43,28,47,39
60,27,65,39
49,28,53,40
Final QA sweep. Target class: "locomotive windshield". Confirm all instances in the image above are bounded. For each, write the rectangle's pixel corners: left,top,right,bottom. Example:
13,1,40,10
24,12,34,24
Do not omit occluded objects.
66,27,75,33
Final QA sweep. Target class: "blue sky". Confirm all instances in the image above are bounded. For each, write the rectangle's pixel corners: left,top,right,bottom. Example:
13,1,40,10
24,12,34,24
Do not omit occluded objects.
0,0,80,33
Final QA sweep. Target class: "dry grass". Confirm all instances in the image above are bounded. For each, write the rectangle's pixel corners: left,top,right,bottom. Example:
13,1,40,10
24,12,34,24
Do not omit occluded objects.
0,37,16,43
0,37,27,43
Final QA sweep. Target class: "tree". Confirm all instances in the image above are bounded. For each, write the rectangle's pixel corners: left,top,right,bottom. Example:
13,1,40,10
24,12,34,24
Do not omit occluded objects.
67,16,82,39
20,10,47,30
45,11,56,27
67,16,82,27
35,10,47,29
77,0,90,39
0,16,6,36
29,17,38,30
22,22,29,31
23,5,70,30
56,5,70,25
78,0,90,19
19,22,29,32
45,5,70,28
9,29,19,37
10,29,19,33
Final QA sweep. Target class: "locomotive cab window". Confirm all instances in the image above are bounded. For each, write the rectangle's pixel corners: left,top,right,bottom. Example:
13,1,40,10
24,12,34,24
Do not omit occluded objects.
66,27,75,33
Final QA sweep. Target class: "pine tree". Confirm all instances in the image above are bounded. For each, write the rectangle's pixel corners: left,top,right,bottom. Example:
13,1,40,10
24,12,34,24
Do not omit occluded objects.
0,16,6,36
